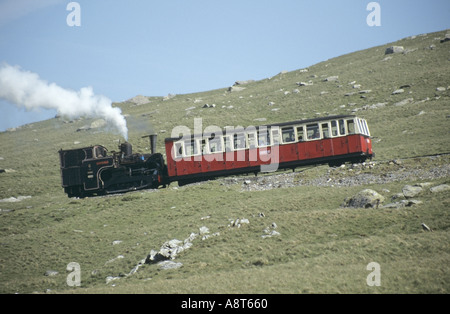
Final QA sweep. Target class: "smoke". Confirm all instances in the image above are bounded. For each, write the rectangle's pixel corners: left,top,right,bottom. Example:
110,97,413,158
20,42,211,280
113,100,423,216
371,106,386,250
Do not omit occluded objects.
0,63,128,140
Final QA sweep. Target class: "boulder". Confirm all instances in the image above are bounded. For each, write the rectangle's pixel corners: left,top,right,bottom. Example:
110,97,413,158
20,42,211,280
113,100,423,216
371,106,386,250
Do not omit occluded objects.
392,89,405,95
440,34,450,43
128,95,150,105
44,270,59,277
228,86,246,92
158,260,183,270
234,80,255,86
430,184,450,193
324,76,339,82
402,185,423,198
343,189,385,208
385,46,404,54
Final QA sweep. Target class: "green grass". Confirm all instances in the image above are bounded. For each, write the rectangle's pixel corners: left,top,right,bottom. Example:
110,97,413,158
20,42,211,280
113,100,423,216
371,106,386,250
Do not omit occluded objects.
0,29,449,294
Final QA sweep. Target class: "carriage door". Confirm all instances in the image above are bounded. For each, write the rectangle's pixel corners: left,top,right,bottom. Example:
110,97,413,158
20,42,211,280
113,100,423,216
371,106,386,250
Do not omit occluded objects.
321,122,333,157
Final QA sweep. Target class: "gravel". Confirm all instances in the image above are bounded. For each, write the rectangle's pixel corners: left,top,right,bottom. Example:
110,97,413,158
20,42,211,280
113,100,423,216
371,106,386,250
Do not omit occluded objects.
219,156,450,192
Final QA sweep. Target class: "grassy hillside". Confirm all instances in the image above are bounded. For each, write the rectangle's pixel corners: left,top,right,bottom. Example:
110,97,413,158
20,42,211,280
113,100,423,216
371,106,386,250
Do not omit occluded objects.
0,30,449,294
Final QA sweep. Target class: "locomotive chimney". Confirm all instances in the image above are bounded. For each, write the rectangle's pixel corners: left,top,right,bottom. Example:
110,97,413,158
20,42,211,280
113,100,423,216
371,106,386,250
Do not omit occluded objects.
120,142,132,156
142,134,157,155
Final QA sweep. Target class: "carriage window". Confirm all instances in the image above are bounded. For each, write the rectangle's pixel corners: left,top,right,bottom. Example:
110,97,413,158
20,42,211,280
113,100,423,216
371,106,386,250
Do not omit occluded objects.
184,139,198,156
258,130,271,147
282,127,295,143
347,119,355,134
296,126,305,141
322,123,330,138
271,128,280,145
339,119,346,135
234,133,246,150
224,136,233,152
247,132,257,149
331,121,338,136
307,124,320,140
201,139,207,154
174,142,183,158
209,136,222,153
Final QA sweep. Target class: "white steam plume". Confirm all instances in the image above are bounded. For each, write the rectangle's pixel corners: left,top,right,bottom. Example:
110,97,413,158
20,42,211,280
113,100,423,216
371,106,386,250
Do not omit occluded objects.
0,63,128,140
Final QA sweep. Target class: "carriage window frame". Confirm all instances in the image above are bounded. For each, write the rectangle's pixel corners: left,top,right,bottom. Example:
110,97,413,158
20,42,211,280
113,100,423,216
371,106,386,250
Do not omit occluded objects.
257,129,271,147
208,136,223,154
224,136,233,152
184,139,200,157
233,133,246,150
307,123,320,140
271,127,281,145
174,141,184,158
247,132,257,149
347,119,355,134
339,119,346,135
296,125,305,141
281,126,296,144
321,123,330,139
331,120,338,137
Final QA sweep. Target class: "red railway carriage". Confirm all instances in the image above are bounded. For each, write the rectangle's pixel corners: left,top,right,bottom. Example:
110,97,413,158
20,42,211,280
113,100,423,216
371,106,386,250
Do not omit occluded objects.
164,115,373,185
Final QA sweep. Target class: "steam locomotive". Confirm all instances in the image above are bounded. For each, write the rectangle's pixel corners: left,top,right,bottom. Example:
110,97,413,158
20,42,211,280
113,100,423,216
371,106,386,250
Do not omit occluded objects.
59,115,374,197
59,135,167,198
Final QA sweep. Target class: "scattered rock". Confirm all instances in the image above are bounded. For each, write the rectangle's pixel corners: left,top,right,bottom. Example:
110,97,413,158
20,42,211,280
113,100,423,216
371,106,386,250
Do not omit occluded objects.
394,98,414,106
436,87,446,92
106,276,121,284
392,89,405,95
262,223,280,239
199,226,210,235
430,184,450,193
146,239,186,263
342,189,384,208
440,34,450,43
44,270,59,277
163,94,176,101
234,80,255,86
385,46,404,54
0,196,32,203
158,260,183,270
383,199,423,209
128,95,150,105
402,48,418,55
262,230,280,239
229,218,249,228
296,81,313,86
402,185,423,198
324,76,339,82
228,86,246,92
421,223,432,232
